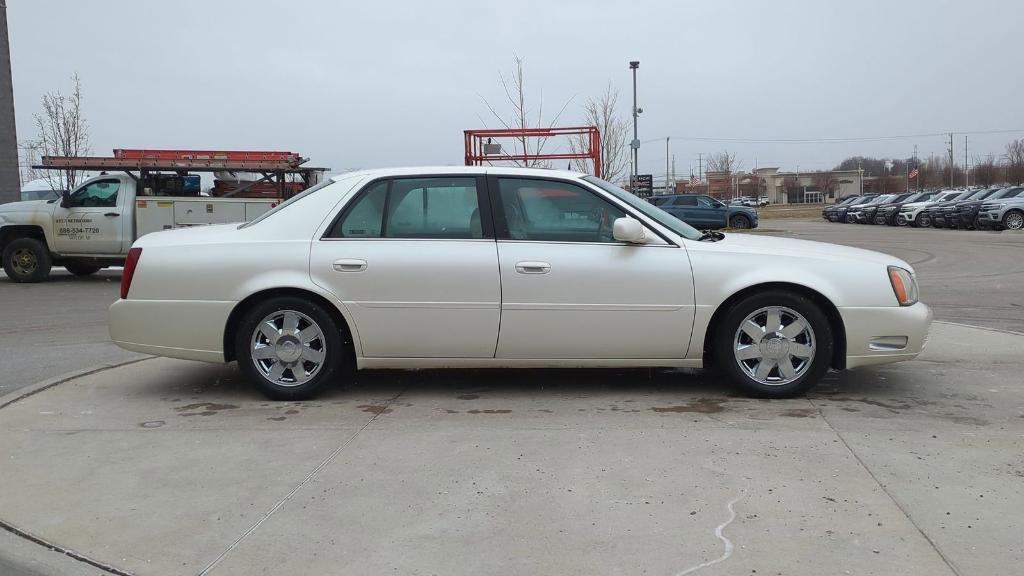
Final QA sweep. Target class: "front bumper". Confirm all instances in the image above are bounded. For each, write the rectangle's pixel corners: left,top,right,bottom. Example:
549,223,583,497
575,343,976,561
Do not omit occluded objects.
840,302,933,369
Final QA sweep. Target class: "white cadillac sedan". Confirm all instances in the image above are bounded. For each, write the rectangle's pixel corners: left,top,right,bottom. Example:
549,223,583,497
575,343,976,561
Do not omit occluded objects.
109,167,932,400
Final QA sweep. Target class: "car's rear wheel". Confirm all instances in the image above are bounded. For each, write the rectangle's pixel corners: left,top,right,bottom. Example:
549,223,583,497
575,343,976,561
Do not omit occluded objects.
236,296,347,400
713,290,833,398
729,214,751,229
1003,210,1024,231
2,238,52,283
64,261,102,276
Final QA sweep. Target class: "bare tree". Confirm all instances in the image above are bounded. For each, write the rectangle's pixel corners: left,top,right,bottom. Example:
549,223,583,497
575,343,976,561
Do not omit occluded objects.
705,150,742,175
567,83,628,181
30,74,91,191
479,56,571,168
1005,139,1024,185
971,156,1000,187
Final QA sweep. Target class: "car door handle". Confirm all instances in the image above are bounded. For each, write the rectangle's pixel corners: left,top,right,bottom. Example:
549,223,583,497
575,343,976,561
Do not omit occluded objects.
104,212,120,217
515,261,550,274
332,259,367,272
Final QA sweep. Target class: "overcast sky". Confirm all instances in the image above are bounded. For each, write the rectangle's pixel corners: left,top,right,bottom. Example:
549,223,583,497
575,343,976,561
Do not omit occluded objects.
9,0,1024,182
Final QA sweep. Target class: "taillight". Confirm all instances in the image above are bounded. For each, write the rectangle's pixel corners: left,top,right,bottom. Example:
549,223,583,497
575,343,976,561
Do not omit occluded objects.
121,247,142,299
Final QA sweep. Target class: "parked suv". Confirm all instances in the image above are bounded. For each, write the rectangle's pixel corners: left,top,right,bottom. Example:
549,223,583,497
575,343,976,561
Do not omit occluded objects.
822,196,859,222
977,189,1024,230
959,187,1023,229
874,191,939,225
649,194,759,229
931,189,998,228
898,190,962,227
834,195,878,223
846,194,897,223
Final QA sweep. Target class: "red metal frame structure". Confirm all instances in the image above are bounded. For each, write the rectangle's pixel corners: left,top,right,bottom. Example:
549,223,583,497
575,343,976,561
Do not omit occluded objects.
464,126,602,178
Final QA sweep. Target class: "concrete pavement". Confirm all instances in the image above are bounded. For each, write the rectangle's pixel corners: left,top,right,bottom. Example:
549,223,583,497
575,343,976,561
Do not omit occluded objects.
1,322,1021,575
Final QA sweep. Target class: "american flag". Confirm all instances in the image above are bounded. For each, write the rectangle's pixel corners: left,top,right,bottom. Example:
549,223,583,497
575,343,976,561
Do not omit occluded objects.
689,175,699,185
909,167,919,179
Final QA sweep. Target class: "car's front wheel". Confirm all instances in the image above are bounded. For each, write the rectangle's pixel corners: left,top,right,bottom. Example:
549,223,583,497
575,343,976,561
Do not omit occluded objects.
915,212,930,228
2,238,52,283
729,214,751,229
236,296,347,400
1003,209,1024,231
713,290,833,398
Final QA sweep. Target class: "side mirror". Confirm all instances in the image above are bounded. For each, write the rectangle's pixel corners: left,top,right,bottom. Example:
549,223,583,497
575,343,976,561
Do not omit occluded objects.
60,190,71,208
612,217,646,244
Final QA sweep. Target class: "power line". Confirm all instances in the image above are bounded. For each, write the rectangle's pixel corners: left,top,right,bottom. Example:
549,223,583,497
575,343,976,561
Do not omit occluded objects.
640,128,1024,146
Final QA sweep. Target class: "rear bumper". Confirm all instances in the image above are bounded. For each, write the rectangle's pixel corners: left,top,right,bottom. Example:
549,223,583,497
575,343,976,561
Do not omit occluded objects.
109,298,234,363
839,302,933,369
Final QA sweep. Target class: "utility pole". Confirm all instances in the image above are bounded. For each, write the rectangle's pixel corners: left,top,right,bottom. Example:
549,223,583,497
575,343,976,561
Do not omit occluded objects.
964,135,968,187
629,61,640,179
698,153,703,185
913,145,918,191
0,3,19,204
665,137,670,194
948,132,954,189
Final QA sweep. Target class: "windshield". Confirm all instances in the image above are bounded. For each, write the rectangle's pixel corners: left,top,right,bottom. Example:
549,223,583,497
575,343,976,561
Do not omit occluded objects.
583,176,702,240
239,178,342,228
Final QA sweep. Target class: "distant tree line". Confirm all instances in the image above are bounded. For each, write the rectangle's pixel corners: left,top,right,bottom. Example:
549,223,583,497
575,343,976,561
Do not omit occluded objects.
834,139,1024,189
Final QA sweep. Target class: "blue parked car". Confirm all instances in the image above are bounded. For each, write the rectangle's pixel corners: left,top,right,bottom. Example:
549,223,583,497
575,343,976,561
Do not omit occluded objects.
649,194,759,229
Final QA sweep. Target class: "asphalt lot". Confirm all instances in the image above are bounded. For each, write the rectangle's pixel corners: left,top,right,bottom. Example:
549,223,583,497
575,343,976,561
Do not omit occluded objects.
0,219,1022,576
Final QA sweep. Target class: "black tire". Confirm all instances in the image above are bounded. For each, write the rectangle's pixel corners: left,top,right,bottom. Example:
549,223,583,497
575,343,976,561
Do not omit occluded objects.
235,295,348,400
64,261,102,276
729,214,751,229
2,237,52,283
712,290,833,398
914,212,929,228
1002,209,1024,231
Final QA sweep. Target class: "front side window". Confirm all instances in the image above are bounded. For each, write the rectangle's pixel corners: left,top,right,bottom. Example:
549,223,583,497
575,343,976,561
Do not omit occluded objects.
69,179,119,208
329,177,483,239
696,196,718,208
497,178,626,243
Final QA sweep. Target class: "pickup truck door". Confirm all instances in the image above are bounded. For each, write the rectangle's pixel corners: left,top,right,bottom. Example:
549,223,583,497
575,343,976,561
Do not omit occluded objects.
51,178,128,255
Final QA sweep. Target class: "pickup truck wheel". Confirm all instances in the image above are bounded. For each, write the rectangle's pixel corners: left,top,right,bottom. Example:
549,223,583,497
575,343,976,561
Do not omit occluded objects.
64,262,102,276
713,290,833,398
1003,210,1024,231
2,238,52,283
236,296,347,400
729,215,751,229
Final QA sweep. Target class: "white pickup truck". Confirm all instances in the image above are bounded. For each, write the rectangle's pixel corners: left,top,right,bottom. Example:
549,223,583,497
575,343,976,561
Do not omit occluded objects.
0,173,276,282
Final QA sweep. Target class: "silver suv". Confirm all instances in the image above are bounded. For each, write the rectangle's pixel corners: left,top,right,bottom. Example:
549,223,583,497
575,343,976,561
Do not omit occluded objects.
976,187,1024,230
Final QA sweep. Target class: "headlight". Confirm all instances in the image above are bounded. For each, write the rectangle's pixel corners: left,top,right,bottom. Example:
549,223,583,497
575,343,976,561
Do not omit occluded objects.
888,266,919,306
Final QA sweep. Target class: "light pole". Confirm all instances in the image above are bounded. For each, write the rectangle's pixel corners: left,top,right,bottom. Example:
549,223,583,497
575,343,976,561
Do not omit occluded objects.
629,61,640,178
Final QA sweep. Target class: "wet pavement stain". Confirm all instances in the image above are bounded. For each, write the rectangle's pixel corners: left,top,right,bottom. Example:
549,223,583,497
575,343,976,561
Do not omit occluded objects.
138,420,165,428
779,408,817,418
267,416,286,421
650,398,727,414
466,409,512,414
357,404,392,415
457,394,480,400
829,397,911,412
284,409,300,415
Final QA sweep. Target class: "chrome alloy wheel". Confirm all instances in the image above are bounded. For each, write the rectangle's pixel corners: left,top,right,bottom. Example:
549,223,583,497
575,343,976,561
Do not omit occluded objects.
1006,211,1024,230
11,248,37,276
250,310,326,386
733,306,816,386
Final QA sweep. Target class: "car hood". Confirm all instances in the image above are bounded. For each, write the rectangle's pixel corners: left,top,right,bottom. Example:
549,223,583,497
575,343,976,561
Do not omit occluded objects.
703,232,911,269
0,199,53,214
900,201,934,209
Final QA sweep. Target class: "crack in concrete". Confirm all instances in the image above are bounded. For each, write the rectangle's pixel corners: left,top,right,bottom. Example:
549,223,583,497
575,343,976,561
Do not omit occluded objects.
196,388,407,576
808,397,963,576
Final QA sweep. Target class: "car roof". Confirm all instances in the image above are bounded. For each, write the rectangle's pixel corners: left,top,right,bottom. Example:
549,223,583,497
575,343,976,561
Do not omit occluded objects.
329,166,587,182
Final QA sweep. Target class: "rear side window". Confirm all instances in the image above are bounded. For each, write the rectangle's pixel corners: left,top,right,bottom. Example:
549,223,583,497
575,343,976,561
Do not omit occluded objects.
672,196,697,207
328,177,484,239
